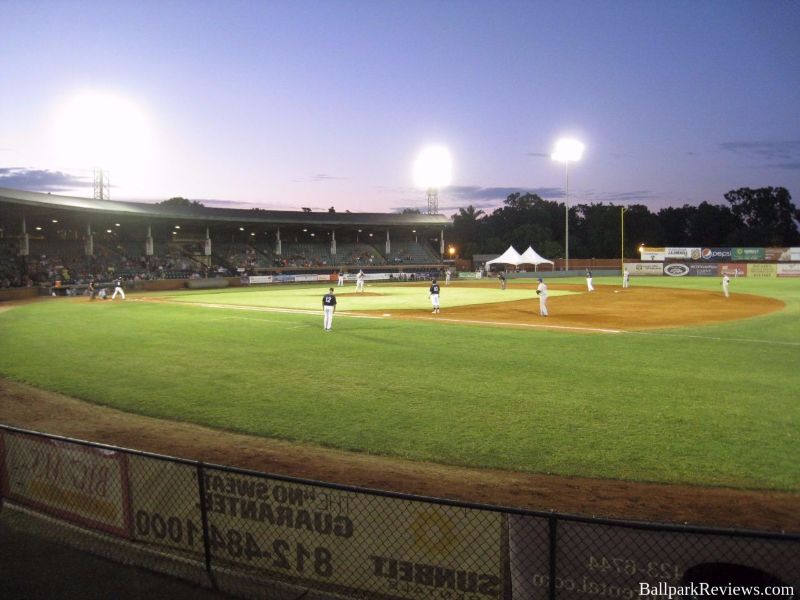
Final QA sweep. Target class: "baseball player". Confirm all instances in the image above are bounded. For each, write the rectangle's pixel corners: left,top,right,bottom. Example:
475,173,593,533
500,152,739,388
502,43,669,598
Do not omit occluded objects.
445,269,451,285
355,270,365,292
337,270,345,287
429,279,441,314
722,274,730,298
622,268,630,289
499,272,506,290
322,287,337,331
536,277,548,316
111,277,126,300
87,280,97,300
586,270,594,292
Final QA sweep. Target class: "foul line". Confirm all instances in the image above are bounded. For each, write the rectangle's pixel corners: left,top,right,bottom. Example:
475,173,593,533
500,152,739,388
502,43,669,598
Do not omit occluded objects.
416,316,623,334
155,300,385,320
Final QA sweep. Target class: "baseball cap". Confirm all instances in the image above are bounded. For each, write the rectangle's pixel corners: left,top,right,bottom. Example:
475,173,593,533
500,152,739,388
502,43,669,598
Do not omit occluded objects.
538,278,543,282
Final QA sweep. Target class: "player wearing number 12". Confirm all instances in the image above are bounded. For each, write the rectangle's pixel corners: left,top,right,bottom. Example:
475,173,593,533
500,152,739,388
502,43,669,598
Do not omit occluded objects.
323,288,336,331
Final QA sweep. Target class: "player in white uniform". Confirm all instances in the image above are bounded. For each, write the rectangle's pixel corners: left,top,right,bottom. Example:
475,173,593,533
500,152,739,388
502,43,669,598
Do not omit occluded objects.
322,288,337,331
536,278,548,316
337,271,345,287
622,268,630,289
111,278,126,300
722,274,730,298
429,279,440,314
355,270,365,292
586,270,594,292
445,270,451,285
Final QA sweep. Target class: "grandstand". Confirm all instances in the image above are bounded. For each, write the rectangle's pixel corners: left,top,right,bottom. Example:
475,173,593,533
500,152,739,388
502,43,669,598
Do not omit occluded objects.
0,187,450,290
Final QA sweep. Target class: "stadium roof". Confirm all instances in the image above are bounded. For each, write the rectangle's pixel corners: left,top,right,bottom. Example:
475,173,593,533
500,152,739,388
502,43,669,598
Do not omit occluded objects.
0,188,451,228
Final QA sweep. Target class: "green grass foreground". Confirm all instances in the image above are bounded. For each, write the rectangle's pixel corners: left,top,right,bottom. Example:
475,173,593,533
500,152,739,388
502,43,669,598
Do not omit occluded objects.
0,277,798,491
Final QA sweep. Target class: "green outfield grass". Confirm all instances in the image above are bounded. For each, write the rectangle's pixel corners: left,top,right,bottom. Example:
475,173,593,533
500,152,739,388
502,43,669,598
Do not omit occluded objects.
0,276,798,491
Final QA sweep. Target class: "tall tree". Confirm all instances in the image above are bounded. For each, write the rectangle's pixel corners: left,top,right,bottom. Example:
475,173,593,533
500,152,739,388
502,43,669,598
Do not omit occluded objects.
687,201,741,246
451,205,485,257
724,187,799,245
657,205,695,246
158,197,205,207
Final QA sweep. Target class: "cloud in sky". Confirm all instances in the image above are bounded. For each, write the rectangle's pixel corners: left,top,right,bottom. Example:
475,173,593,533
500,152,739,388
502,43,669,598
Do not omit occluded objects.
292,173,345,183
0,168,91,191
719,141,800,162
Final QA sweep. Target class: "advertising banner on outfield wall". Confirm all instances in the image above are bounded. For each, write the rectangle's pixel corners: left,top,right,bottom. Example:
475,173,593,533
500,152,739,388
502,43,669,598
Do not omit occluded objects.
247,276,274,284
639,248,665,261
0,430,131,537
747,263,778,278
778,263,800,277
732,247,765,261
688,263,720,276
125,464,505,599
509,517,800,599
624,262,663,276
700,248,733,261
665,247,701,260
663,263,690,277
719,264,747,277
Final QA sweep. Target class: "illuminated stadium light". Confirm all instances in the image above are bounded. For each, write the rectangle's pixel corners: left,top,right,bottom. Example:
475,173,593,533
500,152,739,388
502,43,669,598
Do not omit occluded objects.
35,226,42,231
115,223,120,227
413,145,452,215
52,219,58,223
551,137,585,271
174,225,181,229
239,227,245,231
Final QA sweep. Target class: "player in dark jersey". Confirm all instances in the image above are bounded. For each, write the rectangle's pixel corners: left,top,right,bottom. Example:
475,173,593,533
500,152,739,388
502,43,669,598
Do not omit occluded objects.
429,279,440,314
323,287,337,331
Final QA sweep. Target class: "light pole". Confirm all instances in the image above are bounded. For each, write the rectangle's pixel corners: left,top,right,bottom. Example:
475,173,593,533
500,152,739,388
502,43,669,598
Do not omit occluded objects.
551,138,584,272
620,206,627,274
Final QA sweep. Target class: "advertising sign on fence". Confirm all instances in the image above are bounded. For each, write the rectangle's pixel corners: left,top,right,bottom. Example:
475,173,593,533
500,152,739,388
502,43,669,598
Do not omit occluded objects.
125,464,504,599
639,248,665,261
510,518,800,600
732,248,765,261
665,248,701,260
747,263,777,278
688,264,720,276
625,262,663,276
778,264,800,277
700,248,733,261
128,455,205,558
201,469,504,599
663,264,690,277
0,430,131,537
247,276,274,285
719,264,747,277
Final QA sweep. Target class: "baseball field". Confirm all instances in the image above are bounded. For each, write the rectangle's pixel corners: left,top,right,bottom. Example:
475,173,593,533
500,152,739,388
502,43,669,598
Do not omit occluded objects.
0,275,798,529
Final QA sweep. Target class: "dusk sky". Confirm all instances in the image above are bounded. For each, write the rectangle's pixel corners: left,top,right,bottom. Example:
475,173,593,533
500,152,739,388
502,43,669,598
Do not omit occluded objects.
2,1,798,215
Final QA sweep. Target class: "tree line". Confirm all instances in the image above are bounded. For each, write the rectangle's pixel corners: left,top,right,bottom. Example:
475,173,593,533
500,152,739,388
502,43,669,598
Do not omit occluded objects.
450,187,800,259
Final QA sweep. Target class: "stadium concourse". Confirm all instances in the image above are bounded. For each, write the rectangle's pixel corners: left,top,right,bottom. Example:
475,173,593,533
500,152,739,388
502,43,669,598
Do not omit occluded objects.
0,187,449,292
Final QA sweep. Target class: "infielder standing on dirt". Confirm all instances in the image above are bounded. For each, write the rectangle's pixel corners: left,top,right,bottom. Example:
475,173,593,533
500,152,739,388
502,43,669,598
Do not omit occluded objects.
622,268,630,289
337,270,345,287
429,279,441,314
536,278,548,316
722,273,730,298
355,270,365,292
323,287,337,331
586,270,594,292
499,272,506,290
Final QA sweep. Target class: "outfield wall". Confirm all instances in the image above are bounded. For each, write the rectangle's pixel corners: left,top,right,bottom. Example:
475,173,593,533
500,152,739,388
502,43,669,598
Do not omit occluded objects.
624,262,800,278
1,425,797,599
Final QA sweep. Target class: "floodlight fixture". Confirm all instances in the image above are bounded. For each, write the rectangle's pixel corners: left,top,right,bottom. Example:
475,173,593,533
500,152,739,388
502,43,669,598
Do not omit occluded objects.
413,145,453,214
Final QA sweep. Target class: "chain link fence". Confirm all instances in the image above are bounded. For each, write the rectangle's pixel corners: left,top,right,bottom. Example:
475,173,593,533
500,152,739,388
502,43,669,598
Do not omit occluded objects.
1,424,797,599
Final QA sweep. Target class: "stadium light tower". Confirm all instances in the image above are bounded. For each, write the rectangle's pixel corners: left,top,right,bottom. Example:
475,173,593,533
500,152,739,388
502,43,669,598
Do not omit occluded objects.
413,146,452,215
551,138,584,271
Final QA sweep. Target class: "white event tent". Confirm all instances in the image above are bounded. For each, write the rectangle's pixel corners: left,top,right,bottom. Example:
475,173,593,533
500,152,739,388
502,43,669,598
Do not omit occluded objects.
485,245,554,271
518,246,554,267
485,246,523,267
